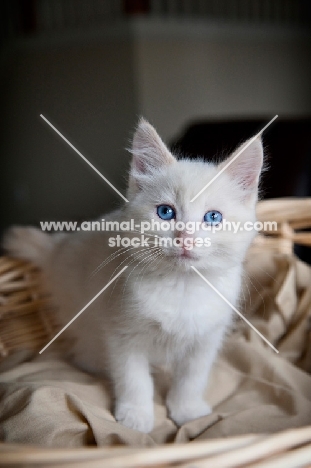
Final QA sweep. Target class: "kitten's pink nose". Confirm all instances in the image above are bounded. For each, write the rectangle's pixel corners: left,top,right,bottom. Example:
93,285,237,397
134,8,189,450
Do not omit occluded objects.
175,232,194,248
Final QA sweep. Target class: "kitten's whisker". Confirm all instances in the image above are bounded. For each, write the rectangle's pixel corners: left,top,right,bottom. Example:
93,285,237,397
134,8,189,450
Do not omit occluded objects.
91,242,155,279
108,246,160,298
127,247,161,272
107,248,155,299
243,271,268,318
90,245,133,278
241,273,252,309
90,232,165,279
134,250,164,292
248,263,278,283
243,265,280,318
239,281,247,307
122,253,162,297
121,248,162,297
108,246,157,281
135,254,164,294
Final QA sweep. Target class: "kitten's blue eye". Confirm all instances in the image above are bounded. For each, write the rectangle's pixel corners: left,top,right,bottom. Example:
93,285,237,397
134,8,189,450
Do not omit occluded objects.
204,210,222,225
157,205,175,220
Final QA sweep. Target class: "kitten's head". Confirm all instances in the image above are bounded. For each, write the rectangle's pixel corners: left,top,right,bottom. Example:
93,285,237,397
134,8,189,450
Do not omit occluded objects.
126,118,263,273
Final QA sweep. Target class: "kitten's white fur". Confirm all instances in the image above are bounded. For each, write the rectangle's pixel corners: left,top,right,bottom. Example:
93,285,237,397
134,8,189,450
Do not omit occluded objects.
4,119,263,433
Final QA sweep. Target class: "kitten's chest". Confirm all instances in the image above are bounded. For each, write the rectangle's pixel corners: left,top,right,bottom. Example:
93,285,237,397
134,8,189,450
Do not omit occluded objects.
130,272,237,338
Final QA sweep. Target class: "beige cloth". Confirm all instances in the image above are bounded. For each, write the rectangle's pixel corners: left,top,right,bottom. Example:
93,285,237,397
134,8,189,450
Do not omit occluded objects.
0,248,311,447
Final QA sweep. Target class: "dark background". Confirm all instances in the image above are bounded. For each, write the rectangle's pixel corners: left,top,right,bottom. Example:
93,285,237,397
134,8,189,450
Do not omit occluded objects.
1,1,311,260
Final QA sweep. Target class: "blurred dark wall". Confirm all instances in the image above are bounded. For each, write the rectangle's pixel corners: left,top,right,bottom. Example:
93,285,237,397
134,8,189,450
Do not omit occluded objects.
1,0,311,236
0,37,138,230
172,118,311,199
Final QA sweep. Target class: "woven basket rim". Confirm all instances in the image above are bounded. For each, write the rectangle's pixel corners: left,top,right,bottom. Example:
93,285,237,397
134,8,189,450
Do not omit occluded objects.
0,426,310,467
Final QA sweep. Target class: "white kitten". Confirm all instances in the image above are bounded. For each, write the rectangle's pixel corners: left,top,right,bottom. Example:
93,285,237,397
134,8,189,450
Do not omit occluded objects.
4,118,263,433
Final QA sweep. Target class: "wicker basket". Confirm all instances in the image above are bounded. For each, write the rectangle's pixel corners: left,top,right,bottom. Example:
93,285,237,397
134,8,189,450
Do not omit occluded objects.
0,258,57,368
0,426,311,467
0,197,311,467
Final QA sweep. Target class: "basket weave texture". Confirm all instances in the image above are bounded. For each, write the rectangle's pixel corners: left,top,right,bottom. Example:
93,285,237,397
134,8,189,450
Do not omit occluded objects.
0,426,311,467
0,258,57,364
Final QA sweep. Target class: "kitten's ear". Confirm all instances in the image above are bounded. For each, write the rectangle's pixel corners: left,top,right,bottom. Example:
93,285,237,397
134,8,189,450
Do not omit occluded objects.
129,118,176,180
220,136,264,201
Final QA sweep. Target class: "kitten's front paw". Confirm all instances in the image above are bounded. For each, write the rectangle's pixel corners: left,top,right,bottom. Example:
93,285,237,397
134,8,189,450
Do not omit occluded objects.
167,398,212,426
115,403,154,433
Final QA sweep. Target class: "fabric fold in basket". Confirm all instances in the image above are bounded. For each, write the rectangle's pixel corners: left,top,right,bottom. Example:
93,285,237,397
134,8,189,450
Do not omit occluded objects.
0,243,311,448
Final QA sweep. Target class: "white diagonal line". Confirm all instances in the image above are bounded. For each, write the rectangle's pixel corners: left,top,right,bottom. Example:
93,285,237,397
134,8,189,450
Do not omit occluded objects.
39,266,128,354
191,266,279,353
190,115,278,202
40,114,129,203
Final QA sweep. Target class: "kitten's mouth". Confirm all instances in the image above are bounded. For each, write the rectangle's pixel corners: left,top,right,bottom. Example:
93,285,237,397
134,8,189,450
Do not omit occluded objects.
170,248,197,260
180,249,194,258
